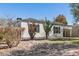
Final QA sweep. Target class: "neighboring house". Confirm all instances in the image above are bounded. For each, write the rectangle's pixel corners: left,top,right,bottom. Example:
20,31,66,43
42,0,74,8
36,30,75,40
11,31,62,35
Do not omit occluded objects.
16,18,73,40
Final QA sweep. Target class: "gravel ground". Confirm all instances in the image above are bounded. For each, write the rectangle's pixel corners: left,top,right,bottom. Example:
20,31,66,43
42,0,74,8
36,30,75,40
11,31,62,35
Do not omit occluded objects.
24,43,79,56
0,40,79,56
0,40,37,56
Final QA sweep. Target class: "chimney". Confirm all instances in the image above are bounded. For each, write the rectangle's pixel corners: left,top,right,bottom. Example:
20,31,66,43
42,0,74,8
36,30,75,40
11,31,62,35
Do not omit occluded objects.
17,18,22,22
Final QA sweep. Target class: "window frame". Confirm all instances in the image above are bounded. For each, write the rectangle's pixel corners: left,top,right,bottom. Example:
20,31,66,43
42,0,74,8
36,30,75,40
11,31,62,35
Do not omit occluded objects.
53,26,60,34
35,24,40,33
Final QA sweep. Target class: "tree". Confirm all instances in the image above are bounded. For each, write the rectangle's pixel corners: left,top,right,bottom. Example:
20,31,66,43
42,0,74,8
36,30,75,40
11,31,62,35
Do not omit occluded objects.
28,22,36,40
7,17,14,27
0,17,24,48
43,17,52,39
4,17,24,48
54,14,68,25
4,27,21,48
70,3,79,24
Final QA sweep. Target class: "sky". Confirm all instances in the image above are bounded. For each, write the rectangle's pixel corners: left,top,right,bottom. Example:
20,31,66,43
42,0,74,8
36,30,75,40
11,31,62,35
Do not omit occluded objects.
0,3,74,25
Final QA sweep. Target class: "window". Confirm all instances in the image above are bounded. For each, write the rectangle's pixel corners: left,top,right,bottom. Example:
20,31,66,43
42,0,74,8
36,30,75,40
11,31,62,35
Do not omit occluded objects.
53,26,60,34
35,24,40,33
77,28,79,34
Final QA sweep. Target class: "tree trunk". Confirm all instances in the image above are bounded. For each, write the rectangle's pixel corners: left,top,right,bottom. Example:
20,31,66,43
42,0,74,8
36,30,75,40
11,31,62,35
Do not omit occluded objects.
29,32,35,40
46,33,49,39
31,35,34,40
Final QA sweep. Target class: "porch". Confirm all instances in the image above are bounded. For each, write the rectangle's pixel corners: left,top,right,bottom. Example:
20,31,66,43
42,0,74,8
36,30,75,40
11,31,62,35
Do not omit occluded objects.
63,26,72,37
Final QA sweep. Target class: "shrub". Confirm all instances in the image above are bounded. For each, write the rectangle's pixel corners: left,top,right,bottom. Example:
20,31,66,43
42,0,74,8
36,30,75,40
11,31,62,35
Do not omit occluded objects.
4,27,23,48
0,26,24,48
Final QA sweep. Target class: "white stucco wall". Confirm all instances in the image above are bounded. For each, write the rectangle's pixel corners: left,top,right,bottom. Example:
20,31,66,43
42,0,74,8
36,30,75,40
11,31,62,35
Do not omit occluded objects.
35,23,46,38
21,22,46,40
21,22,30,39
49,25,63,38
21,22,72,40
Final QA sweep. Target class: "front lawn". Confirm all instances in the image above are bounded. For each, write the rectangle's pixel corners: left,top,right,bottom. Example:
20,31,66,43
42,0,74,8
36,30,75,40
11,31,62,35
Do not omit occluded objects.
36,39,79,45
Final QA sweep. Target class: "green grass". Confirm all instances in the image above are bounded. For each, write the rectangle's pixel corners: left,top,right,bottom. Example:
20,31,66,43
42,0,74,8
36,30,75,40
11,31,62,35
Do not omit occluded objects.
72,40,79,44
49,37,79,41
36,39,79,45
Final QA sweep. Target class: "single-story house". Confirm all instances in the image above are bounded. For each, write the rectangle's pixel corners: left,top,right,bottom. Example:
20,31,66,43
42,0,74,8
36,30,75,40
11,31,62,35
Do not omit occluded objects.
15,18,74,40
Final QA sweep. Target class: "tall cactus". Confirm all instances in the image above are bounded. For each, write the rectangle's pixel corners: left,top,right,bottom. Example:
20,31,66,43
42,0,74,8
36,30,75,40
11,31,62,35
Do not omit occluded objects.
43,17,52,39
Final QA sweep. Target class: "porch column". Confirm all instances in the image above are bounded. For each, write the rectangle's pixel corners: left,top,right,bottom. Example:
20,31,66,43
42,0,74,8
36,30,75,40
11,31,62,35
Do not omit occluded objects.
64,29,66,37
70,29,72,37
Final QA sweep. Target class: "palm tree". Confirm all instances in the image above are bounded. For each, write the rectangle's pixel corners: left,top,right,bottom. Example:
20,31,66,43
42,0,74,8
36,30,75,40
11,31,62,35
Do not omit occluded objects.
43,17,52,39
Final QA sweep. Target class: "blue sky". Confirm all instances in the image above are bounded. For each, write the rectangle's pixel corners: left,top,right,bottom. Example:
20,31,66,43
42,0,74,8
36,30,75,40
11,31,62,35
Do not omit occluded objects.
0,3,74,25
